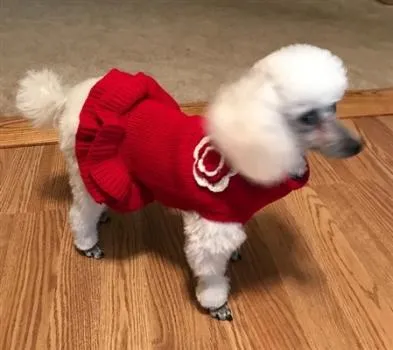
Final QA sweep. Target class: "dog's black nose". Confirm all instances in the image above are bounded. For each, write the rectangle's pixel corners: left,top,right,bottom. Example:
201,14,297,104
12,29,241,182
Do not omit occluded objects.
345,138,363,156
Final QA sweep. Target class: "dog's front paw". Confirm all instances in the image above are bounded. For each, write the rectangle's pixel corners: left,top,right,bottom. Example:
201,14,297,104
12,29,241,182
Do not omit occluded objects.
77,244,104,259
210,303,233,321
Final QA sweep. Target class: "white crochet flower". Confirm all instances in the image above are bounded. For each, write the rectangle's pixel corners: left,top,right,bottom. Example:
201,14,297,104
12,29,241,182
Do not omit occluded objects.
192,136,237,193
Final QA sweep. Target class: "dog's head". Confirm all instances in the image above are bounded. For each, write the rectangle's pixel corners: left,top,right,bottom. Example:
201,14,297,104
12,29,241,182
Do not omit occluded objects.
259,44,363,159
207,44,363,185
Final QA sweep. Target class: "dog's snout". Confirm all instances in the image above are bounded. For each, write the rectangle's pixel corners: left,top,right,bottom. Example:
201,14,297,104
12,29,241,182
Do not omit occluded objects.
343,137,363,157
318,135,364,159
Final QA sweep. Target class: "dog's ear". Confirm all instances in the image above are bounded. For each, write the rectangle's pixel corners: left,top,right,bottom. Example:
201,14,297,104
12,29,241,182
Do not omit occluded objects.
206,76,303,186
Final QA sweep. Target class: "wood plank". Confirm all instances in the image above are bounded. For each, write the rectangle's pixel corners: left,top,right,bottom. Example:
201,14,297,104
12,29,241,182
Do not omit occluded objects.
0,117,58,148
0,146,45,214
261,202,374,349
377,0,393,5
337,88,393,119
282,186,393,349
1,88,393,149
0,210,64,350
0,145,71,214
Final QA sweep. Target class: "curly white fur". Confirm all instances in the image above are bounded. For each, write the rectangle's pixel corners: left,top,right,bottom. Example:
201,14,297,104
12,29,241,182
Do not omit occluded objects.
14,44,351,315
207,44,347,185
183,212,245,308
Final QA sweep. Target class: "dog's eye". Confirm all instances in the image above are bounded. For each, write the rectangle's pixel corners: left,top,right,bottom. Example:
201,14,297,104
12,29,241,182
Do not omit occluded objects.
299,110,319,125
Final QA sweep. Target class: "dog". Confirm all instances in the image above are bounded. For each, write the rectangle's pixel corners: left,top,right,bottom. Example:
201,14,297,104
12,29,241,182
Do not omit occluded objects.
15,44,362,321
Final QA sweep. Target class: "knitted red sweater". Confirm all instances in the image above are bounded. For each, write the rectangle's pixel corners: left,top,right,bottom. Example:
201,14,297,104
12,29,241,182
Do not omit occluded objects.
75,69,309,224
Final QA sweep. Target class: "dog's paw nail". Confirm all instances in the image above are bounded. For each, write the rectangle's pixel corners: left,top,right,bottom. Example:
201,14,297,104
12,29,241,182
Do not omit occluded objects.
78,244,104,259
209,303,233,321
230,250,242,262
99,212,110,224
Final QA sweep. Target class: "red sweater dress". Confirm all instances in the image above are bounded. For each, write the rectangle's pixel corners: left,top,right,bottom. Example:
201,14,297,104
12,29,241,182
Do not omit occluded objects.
75,69,309,224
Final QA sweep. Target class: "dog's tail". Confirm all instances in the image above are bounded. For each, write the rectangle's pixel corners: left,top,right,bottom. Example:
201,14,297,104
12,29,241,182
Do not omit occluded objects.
16,69,67,128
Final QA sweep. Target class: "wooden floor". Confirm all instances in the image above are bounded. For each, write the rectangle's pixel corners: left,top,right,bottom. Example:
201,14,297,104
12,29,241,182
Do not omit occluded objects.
2,115,393,349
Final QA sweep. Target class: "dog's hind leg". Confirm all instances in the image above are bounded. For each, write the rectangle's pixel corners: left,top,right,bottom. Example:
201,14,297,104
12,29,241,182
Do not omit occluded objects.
183,212,246,321
69,192,106,259
67,163,106,259
52,74,106,258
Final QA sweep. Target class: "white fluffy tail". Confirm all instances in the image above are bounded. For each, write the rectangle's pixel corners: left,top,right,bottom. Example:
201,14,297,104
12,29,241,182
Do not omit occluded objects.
16,69,66,128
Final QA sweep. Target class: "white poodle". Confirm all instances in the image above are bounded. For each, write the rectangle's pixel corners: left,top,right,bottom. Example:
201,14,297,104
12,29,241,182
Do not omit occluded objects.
15,44,362,321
